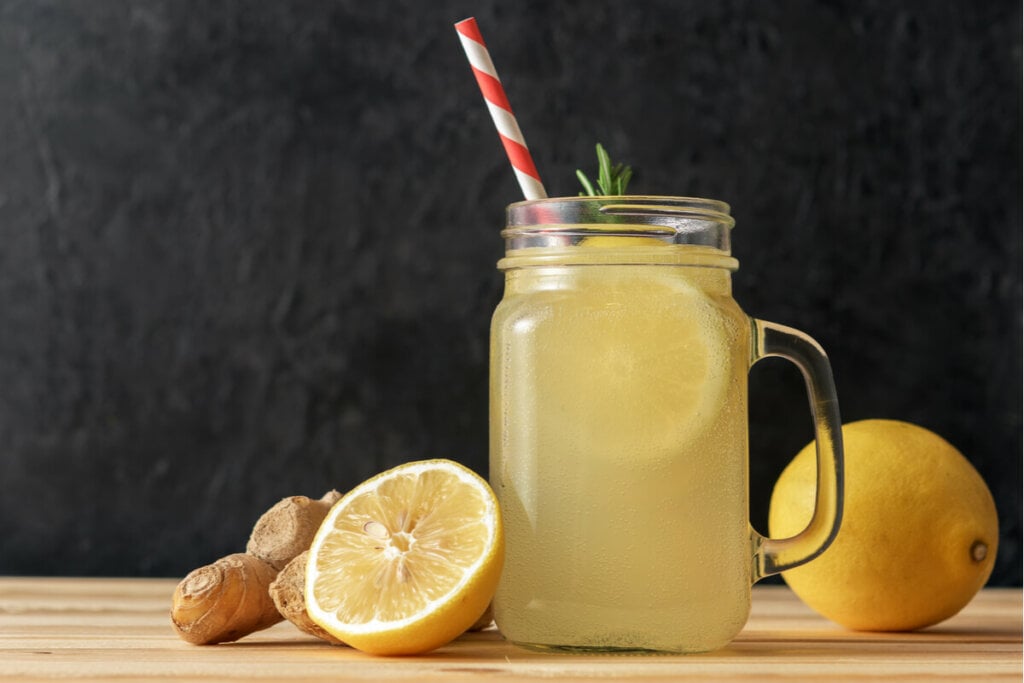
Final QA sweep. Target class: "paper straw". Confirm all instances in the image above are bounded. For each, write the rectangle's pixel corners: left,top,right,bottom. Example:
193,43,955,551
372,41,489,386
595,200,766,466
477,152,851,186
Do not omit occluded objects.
455,17,548,200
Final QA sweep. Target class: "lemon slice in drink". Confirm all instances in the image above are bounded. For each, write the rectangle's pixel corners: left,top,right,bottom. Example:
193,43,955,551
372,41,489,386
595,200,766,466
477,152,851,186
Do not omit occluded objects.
540,271,730,458
305,459,503,655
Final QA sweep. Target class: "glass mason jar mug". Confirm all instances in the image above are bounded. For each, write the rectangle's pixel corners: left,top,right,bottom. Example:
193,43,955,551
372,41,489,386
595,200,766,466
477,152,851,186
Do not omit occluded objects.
489,196,844,653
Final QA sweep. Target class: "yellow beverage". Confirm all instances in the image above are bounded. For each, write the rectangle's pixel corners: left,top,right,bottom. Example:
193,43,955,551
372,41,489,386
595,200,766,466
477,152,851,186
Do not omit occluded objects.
490,244,752,652
489,197,844,654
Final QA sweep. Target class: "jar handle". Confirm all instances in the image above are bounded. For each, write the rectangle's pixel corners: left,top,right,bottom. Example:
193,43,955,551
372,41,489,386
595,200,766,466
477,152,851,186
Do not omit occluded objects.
749,319,845,583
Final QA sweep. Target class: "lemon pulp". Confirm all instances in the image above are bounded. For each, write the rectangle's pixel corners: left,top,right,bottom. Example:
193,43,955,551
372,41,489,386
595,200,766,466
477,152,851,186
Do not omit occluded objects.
306,459,503,654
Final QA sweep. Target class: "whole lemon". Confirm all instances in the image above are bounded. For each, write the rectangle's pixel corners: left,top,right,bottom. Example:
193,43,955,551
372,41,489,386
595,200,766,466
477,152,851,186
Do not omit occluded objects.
769,419,999,631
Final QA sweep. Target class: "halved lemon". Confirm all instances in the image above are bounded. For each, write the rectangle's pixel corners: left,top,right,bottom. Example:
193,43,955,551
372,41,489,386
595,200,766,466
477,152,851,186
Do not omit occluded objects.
305,459,503,655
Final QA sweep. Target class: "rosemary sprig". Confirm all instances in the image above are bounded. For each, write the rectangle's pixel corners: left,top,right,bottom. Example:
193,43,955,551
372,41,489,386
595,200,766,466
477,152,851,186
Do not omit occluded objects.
576,143,633,196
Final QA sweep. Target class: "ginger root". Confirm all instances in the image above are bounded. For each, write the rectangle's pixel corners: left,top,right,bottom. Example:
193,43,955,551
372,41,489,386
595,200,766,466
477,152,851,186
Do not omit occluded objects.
171,490,341,645
171,553,280,645
248,491,342,571
269,550,344,644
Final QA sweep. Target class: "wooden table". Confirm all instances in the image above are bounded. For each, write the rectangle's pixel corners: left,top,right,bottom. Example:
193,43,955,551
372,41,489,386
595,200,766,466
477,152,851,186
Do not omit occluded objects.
0,578,1019,682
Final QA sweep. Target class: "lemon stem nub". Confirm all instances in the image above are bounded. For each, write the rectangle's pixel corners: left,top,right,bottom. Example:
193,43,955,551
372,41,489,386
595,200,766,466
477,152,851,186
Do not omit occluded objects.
970,541,988,563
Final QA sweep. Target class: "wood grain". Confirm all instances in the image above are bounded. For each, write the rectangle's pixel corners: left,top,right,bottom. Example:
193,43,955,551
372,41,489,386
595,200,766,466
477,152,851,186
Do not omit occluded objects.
0,579,1019,682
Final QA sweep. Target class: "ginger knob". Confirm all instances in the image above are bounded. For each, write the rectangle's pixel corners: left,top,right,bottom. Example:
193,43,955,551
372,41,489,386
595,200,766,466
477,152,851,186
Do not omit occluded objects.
269,550,344,644
171,490,342,645
171,553,281,644
247,490,341,571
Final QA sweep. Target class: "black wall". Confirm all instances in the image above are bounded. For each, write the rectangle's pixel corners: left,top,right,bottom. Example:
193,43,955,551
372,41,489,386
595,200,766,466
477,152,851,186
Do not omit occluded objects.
0,1,1020,584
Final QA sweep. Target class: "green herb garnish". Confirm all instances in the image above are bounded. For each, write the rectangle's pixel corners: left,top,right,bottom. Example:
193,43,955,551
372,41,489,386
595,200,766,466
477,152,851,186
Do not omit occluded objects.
576,143,633,196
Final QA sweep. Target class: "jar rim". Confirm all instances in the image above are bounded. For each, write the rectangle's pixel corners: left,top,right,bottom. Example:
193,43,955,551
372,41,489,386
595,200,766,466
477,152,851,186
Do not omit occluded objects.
503,195,735,257
507,195,733,229
508,194,731,214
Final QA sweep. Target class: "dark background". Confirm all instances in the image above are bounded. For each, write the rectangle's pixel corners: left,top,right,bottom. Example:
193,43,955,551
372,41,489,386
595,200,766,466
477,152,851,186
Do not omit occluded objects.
0,1,1020,585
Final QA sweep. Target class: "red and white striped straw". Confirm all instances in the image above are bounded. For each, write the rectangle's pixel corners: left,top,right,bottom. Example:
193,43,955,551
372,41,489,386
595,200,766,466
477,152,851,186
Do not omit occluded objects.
455,17,547,201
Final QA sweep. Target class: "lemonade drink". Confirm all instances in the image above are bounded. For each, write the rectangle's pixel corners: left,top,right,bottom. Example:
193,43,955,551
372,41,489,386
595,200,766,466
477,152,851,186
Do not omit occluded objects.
489,196,844,654
490,241,752,653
